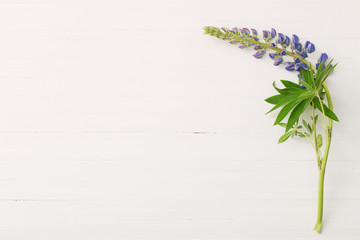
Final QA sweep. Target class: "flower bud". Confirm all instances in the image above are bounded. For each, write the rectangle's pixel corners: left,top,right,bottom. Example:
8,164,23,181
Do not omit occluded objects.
300,63,309,70
304,41,310,49
239,44,248,49
294,58,301,64
242,28,250,35
278,33,285,44
307,43,315,53
292,34,299,44
318,53,328,63
271,28,276,38
296,42,302,51
299,51,308,58
251,28,258,36
274,57,283,66
284,36,290,46
229,41,240,44
270,43,276,47
253,50,266,59
269,53,278,59
254,45,262,50
262,30,270,39
285,63,295,71
280,50,287,56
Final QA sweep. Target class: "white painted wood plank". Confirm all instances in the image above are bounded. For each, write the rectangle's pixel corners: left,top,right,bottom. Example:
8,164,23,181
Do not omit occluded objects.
0,0,359,239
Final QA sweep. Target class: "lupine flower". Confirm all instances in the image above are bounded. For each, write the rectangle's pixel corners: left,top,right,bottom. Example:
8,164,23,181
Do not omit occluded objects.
307,43,315,53
269,53,278,59
271,28,276,38
318,53,328,63
203,26,325,73
251,28,258,36
253,50,266,58
274,57,283,66
292,34,299,43
278,33,285,43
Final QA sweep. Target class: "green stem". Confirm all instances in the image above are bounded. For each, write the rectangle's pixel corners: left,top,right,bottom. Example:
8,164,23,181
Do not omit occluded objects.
314,83,333,233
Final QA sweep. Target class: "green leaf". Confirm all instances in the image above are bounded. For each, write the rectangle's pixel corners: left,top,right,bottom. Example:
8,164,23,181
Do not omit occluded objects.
265,95,286,105
278,123,287,128
278,131,294,144
302,119,312,133
266,93,301,114
274,100,302,126
299,80,313,90
301,69,315,87
312,98,339,121
273,81,305,95
286,98,312,132
280,80,303,89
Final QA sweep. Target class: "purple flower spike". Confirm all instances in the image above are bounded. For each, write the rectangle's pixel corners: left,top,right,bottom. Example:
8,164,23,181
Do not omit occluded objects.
285,63,295,71
292,34,299,44
251,28,258,36
271,28,276,38
299,51,308,58
318,53,328,63
269,53,278,59
304,41,311,49
262,30,269,39
253,50,266,59
284,36,290,46
242,28,250,35
280,50,287,56
274,57,283,66
307,43,315,53
278,33,285,44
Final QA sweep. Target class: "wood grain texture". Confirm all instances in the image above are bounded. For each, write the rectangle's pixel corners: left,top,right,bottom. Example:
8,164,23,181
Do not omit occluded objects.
0,0,359,239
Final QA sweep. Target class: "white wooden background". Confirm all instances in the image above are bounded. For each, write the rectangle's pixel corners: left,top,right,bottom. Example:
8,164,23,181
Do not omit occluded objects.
0,0,359,239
